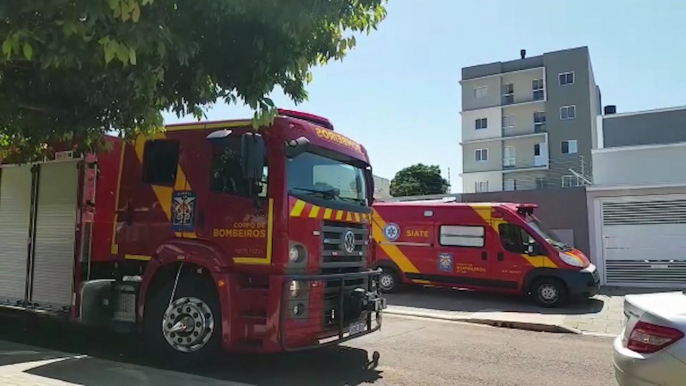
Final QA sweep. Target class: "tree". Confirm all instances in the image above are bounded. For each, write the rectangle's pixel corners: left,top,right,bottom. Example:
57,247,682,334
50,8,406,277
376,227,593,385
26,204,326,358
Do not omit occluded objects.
390,164,449,197
0,0,387,162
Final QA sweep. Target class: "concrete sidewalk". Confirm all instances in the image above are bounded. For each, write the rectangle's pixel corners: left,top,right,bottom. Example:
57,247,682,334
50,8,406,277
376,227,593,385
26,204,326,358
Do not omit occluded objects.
383,286,677,337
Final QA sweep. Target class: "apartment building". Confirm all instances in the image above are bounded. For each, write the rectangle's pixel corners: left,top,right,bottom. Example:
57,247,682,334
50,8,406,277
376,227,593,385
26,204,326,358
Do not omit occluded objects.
460,46,601,193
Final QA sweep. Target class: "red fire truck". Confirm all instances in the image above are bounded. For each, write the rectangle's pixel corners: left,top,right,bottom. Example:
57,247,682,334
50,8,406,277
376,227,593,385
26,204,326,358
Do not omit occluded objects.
0,109,385,362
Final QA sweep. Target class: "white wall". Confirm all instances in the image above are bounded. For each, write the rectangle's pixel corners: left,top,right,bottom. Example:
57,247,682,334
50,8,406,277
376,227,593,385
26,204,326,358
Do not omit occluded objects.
592,142,686,186
462,171,503,193
461,107,502,142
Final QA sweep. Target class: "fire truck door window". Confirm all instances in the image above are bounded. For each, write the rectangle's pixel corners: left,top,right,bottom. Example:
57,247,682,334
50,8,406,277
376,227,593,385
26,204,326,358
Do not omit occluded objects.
142,140,179,185
498,223,535,254
210,137,268,197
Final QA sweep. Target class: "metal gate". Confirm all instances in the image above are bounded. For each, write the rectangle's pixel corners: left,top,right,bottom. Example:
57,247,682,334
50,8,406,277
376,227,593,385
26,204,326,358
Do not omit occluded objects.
30,162,79,309
601,196,686,287
0,166,32,304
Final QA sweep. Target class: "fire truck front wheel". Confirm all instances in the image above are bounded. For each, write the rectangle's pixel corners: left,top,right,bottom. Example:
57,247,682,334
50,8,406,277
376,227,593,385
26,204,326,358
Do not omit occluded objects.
143,272,222,364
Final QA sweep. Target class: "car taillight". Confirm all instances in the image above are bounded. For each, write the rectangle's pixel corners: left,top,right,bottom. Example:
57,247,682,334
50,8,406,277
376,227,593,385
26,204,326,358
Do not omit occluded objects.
626,321,684,353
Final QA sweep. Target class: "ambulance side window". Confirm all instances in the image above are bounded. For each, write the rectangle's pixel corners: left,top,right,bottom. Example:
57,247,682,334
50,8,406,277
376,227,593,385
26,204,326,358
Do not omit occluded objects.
498,223,536,254
210,137,268,197
439,225,485,248
142,140,179,186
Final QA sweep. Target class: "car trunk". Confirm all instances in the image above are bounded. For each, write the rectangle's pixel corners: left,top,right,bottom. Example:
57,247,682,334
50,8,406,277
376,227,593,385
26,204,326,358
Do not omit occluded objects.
623,292,686,360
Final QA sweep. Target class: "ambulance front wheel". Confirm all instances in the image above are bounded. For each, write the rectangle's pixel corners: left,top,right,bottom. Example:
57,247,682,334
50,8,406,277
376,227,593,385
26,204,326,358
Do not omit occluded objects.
378,267,400,293
531,277,567,308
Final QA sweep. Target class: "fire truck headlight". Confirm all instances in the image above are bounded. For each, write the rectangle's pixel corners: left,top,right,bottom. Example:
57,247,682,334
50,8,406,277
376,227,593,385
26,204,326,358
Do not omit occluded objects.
288,245,305,263
289,280,302,297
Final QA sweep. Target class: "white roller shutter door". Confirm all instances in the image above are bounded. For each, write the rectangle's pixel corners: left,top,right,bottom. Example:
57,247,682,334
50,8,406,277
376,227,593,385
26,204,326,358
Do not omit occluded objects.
0,166,32,303
31,162,78,309
601,196,686,287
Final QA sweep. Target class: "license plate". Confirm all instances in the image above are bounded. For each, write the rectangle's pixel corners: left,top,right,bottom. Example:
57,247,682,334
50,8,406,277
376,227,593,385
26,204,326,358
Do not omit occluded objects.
349,321,366,335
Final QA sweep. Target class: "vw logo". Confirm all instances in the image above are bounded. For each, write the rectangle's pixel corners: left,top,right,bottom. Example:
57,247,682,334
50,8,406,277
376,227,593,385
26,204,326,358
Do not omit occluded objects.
342,230,356,254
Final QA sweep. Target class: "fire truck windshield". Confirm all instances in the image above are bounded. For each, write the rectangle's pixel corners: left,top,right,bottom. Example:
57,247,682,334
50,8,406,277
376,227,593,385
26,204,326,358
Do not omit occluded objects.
286,152,368,206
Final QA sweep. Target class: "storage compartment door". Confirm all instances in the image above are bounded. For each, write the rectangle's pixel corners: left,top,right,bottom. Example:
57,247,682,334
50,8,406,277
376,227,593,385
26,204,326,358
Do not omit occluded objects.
0,166,32,304
31,162,78,309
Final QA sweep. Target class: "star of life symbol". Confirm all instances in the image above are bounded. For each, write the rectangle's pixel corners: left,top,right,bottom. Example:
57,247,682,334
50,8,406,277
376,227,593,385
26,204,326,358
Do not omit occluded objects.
382,223,400,242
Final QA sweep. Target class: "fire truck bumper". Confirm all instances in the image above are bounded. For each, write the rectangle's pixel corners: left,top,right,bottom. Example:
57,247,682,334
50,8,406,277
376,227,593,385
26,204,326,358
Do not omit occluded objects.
278,269,386,352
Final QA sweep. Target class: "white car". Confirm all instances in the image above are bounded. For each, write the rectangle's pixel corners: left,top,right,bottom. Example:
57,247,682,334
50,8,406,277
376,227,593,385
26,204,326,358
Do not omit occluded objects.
614,291,686,386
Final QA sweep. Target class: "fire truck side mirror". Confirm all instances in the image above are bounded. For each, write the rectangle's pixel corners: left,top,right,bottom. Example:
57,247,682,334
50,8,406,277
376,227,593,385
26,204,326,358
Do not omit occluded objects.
240,132,265,182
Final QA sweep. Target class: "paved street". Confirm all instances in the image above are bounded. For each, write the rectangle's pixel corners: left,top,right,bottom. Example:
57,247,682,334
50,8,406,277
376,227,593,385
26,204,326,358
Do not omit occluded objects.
383,286,680,336
0,313,615,385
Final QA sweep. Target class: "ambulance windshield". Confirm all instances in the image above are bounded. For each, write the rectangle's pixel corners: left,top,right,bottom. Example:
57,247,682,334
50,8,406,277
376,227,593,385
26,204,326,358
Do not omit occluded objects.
522,213,572,251
286,152,368,206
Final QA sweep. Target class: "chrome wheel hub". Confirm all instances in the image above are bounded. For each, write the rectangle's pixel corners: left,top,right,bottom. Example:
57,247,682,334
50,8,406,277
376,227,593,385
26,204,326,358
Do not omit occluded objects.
379,273,394,290
162,297,214,353
539,284,559,302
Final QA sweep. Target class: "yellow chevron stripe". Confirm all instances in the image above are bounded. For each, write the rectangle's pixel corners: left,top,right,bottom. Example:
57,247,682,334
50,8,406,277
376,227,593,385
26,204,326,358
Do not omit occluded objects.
371,210,419,274
346,212,352,221
323,208,333,219
290,199,306,217
336,210,343,220
354,213,361,222
309,205,320,218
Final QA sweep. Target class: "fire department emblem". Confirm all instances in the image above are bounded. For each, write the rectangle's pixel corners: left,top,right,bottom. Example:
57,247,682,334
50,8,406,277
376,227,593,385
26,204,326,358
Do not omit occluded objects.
171,191,197,232
437,253,453,272
382,222,400,242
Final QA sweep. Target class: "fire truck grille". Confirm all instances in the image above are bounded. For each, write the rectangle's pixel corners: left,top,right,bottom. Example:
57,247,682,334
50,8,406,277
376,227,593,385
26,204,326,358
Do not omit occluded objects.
320,220,368,269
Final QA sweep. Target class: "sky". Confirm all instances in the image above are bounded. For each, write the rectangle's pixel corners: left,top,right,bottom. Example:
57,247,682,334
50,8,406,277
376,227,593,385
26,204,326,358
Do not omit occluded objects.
162,0,686,193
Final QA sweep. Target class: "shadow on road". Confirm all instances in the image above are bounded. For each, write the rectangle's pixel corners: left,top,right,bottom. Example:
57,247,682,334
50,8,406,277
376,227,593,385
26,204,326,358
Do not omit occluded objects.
386,286,605,315
0,314,382,386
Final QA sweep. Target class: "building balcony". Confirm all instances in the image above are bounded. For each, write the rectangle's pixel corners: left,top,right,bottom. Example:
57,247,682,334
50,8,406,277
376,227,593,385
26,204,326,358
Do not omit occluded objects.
502,124,547,138
502,157,549,173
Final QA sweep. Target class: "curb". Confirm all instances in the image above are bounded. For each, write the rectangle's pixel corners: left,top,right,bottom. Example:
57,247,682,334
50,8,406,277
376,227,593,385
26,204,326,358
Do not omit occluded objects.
385,308,581,334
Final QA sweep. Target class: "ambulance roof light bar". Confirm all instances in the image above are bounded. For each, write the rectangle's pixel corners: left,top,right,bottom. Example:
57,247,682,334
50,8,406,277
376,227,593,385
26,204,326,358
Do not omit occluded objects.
278,109,334,131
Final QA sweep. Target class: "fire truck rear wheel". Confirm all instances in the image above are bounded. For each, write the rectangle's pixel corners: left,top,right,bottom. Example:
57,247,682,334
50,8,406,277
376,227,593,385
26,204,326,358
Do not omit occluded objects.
379,267,400,293
144,273,222,365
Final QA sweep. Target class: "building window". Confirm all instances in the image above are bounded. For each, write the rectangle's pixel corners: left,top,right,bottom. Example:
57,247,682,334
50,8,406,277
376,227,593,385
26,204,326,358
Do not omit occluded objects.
475,148,488,162
142,140,180,185
561,140,578,154
504,179,516,191
560,105,576,120
502,83,514,104
559,71,575,86
474,181,488,193
562,175,581,188
532,79,544,100
210,136,269,196
474,86,488,99
503,146,515,167
535,177,546,189
439,225,485,247
502,115,514,128
533,111,546,132
475,118,488,130
534,143,541,156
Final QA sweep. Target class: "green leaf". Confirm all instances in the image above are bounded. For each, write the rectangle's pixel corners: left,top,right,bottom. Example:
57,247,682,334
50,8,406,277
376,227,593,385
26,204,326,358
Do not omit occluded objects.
104,40,118,63
121,1,130,21
129,47,137,65
305,72,313,84
23,43,33,60
131,2,141,22
2,39,12,57
116,42,129,63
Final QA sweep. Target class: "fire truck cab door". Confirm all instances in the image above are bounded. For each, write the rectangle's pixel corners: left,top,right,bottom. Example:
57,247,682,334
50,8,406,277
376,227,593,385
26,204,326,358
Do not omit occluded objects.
195,134,270,264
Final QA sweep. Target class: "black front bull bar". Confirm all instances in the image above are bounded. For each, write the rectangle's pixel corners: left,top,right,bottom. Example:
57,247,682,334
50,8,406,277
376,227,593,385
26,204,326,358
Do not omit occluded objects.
278,269,387,352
